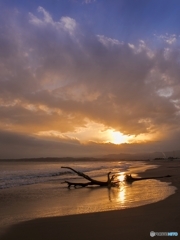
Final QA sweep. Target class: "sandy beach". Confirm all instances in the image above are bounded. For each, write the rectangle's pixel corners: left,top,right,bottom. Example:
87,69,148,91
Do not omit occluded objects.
1,160,180,240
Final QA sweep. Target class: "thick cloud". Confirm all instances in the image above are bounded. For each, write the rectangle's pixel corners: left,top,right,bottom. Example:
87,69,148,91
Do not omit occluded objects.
0,7,180,157
0,129,179,159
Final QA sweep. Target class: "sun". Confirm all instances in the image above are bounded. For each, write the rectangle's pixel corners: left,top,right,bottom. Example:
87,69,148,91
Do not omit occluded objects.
110,131,128,144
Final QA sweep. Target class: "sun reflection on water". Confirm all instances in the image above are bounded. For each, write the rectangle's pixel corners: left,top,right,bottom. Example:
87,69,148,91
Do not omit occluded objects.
118,187,126,203
117,173,126,182
116,173,126,203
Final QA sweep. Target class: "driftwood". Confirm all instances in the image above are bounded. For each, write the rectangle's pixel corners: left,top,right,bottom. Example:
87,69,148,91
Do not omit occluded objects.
62,167,172,188
125,174,171,183
61,167,120,188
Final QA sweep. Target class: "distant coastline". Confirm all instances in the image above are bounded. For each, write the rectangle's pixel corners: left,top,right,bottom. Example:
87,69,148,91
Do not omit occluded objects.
1,149,180,162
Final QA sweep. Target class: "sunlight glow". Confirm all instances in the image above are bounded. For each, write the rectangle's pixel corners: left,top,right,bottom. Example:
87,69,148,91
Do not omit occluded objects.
117,173,126,182
35,121,139,145
110,131,129,144
118,188,126,203
35,125,136,145
116,173,126,203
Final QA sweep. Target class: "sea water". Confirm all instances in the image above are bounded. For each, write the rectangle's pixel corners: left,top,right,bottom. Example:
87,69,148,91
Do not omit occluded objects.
0,159,176,233
0,159,156,189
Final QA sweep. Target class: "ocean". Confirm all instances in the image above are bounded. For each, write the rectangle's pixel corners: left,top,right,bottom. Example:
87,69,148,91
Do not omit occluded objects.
0,159,157,189
0,159,176,234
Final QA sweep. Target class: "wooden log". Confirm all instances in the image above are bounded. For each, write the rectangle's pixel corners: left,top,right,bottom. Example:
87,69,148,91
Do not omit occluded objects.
61,167,120,188
125,174,172,183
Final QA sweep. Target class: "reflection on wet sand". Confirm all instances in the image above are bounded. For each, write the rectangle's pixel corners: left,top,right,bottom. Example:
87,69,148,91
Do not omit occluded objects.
106,174,175,210
0,171,176,233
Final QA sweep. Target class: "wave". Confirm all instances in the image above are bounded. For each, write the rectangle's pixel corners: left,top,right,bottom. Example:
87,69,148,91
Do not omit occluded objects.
0,161,143,189
0,171,74,189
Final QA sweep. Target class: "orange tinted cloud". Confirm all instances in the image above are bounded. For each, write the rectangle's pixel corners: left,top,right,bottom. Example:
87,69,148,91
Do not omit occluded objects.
0,7,180,157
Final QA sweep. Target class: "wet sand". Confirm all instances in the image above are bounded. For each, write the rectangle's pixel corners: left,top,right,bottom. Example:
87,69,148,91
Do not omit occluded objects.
1,160,180,240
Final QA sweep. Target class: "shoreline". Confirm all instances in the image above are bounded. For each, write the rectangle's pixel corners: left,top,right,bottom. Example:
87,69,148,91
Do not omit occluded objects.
1,160,180,240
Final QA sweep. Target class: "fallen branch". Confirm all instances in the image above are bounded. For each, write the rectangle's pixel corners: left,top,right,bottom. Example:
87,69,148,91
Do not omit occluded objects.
61,167,172,188
125,174,172,183
61,167,120,188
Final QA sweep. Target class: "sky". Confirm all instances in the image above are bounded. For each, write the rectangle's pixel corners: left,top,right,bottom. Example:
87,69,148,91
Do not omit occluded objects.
0,0,180,158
